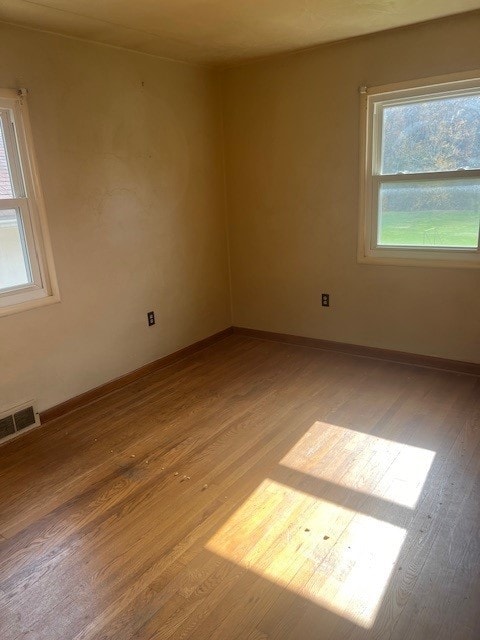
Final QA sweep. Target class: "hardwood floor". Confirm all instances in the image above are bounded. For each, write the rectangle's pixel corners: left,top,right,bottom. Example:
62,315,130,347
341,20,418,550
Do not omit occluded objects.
0,335,479,640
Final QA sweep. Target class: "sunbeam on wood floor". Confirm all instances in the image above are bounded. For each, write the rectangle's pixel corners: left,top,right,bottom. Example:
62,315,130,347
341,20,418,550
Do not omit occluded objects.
0,336,479,640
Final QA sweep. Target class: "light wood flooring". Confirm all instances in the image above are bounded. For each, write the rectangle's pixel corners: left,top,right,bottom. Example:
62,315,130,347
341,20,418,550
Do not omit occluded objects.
0,335,479,639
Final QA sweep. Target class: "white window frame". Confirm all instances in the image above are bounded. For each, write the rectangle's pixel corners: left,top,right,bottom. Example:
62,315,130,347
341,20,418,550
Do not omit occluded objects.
358,71,480,268
0,88,59,316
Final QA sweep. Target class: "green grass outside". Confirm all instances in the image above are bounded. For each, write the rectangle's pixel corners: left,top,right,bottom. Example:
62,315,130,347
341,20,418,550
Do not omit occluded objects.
379,210,480,247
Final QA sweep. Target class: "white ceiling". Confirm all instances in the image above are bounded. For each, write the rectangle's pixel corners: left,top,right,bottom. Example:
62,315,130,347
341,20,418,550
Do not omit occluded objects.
0,0,479,66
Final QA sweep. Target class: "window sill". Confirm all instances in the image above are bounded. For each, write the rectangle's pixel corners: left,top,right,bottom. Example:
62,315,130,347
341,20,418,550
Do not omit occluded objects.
0,292,61,318
358,248,480,269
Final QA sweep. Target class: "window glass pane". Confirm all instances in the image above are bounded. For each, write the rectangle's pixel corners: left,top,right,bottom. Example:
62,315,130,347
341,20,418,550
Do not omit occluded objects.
381,95,480,175
0,209,31,290
378,179,480,248
0,119,15,199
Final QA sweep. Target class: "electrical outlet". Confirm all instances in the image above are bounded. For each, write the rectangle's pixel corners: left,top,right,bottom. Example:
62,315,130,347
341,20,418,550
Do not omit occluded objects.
321,293,330,307
147,311,155,326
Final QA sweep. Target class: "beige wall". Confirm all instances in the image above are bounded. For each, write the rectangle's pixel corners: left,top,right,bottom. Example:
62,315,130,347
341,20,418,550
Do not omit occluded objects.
222,12,480,364
0,24,231,412
1,13,479,418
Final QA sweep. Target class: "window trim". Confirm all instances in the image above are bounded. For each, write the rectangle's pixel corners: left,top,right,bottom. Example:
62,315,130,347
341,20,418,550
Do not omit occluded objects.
0,87,59,316
358,70,480,269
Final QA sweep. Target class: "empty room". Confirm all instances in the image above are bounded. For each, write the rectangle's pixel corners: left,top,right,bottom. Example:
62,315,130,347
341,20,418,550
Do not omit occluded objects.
0,1,479,638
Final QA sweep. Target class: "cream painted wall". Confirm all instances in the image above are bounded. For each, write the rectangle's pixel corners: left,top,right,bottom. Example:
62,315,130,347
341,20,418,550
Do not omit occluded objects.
1,13,479,418
0,24,231,412
222,12,480,363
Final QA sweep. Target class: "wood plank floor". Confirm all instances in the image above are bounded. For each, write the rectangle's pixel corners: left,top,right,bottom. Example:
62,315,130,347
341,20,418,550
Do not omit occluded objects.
0,335,479,640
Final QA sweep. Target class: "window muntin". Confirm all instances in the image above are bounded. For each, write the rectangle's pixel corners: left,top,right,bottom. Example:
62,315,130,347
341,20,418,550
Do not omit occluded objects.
0,89,59,315
359,74,480,268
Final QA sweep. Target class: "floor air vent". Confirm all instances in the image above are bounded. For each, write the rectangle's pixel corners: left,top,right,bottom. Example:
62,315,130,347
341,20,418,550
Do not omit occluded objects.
14,406,36,430
0,415,15,439
0,402,40,444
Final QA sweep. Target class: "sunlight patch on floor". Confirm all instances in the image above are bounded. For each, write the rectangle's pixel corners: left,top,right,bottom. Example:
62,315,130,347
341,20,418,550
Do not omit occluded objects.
206,422,436,628
206,479,406,628
280,422,435,508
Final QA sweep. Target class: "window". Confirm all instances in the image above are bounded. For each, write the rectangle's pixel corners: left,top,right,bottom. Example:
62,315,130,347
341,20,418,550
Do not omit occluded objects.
0,88,58,315
358,72,480,268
